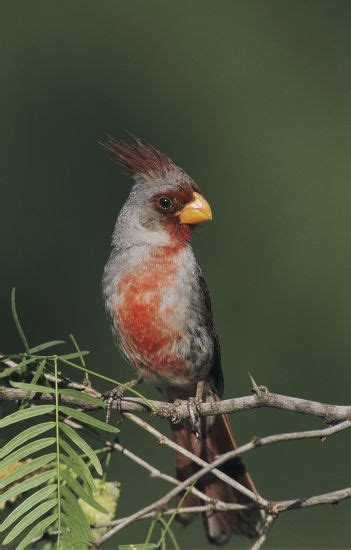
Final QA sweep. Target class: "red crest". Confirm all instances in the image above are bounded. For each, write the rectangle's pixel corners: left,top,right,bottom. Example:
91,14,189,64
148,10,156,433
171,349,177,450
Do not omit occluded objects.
103,136,176,180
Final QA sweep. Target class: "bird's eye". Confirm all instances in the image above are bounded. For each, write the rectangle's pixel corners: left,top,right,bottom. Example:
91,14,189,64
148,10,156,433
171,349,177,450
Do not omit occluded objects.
158,197,173,210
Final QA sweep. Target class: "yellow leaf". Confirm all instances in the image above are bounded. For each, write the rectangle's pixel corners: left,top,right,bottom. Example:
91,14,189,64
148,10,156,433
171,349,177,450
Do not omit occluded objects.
79,479,120,536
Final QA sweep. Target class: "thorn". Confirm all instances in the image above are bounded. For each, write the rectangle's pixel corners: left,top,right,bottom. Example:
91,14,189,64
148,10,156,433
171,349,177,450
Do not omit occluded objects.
266,501,278,515
248,373,269,397
251,435,262,447
248,372,259,393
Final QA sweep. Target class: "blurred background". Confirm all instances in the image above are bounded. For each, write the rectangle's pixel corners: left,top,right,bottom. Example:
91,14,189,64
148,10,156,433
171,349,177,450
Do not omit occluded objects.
1,1,351,548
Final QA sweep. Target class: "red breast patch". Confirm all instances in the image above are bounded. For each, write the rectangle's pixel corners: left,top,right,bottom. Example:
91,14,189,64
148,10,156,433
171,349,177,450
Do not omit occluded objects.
115,251,188,381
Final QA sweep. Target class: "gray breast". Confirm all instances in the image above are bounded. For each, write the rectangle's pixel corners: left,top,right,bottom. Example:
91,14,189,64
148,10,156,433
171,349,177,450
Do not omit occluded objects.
102,243,214,382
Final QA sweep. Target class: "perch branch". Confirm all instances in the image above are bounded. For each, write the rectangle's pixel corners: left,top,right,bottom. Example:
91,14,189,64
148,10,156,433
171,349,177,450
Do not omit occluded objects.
2,384,351,425
2,356,351,423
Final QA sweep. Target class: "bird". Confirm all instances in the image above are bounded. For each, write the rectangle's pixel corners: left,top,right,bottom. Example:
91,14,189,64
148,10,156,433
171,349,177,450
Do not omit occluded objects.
102,136,264,545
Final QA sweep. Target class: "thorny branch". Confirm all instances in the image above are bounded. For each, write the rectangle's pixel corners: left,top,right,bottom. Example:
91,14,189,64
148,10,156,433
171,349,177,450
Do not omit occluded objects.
1,356,351,548
2,382,351,424
2,355,351,423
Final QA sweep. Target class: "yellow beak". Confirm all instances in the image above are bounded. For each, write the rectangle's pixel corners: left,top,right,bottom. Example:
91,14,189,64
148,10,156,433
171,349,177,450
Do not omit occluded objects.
177,192,212,225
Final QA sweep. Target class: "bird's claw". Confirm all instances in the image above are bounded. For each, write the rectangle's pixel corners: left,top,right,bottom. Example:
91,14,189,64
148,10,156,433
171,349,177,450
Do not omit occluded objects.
173,397,202,437
187,396,202,439
102,386,124,424
102,375,143,424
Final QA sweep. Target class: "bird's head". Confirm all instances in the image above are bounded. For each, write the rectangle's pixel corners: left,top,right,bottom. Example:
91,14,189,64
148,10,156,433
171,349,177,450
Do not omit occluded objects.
104,136,212,249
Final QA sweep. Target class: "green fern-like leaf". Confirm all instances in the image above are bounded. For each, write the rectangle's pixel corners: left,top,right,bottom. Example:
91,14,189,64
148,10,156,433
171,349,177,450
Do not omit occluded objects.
1,360,113,548
61,486,92,544
0,422,55,458
0,405,55,428
61,470,107,513
0,455,56,490
28,340,66,353
0,469,56,504
0,485,57,532
59,405,119,432
16,514,58,550
2,498,58,545
60,439,95,491
0,438,56,470
60,422,103,475
0,294,124,547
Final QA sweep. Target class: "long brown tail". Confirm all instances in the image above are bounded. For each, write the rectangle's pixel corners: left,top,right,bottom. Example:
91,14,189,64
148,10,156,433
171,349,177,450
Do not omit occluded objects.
172,413,264,545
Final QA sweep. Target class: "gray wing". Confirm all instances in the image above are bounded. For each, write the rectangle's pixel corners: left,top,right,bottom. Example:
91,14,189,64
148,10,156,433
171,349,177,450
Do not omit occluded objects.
198,269,224,397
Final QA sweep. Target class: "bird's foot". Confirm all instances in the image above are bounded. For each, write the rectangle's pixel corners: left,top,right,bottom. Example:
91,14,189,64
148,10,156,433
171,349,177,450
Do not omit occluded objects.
188,379,205,438
103,374,143,424
173,397,202,437
102,385,124,424
187,396,202,439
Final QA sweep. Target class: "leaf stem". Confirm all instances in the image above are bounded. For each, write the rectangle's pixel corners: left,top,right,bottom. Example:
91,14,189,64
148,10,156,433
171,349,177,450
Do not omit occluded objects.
144,517,157,544
156,482,194,548
157,516,180,550
11,288,30,353
54,357,61,549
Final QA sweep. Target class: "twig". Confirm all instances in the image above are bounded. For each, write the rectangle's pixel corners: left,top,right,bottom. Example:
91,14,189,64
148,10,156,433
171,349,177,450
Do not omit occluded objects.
124,412,266,506
275,486,351,512
95,418,351,545
93,503,250,529
94,410,268,545
105,439,218,506
251,514,275,550
94,484,351,531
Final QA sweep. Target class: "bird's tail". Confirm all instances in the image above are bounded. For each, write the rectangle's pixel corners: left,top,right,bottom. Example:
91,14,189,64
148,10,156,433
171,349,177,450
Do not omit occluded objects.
171,412,265,545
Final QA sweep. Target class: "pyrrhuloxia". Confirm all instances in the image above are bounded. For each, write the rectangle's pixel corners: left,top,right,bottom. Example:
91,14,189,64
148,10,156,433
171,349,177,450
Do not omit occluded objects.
102,137,264,544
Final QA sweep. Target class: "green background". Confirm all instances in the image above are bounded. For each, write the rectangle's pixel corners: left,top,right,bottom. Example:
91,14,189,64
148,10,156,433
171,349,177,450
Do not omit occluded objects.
1,2,351,548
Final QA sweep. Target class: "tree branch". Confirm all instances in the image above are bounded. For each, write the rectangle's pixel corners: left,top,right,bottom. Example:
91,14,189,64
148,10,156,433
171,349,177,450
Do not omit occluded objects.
2,356,351,548
2,383,351,425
